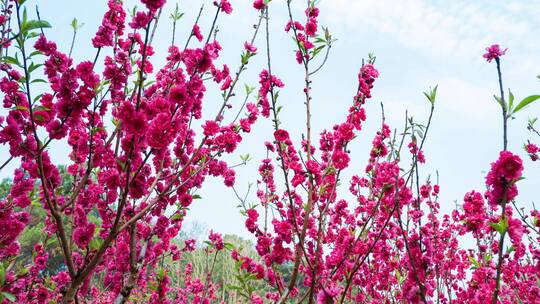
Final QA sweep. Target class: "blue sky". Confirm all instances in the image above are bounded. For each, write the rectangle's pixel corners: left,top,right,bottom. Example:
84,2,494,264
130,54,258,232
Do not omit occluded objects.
1,0,539,239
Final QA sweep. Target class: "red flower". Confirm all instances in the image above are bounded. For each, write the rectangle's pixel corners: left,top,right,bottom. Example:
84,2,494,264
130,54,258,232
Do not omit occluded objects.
192,24,203,42
483,44,507,63
253,0,265,10
203,120,220,136
274,129,290,142
218,0,233,14
485,151,523,207
141,0,166,11
305,18,318,37
332,150,350,170
244,42,257,53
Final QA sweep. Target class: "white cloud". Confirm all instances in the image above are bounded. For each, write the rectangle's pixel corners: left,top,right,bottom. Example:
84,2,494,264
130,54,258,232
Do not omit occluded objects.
321,0,540,60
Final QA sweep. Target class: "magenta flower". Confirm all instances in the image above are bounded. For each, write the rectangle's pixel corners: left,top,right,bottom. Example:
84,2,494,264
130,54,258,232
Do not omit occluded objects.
253,0,265,10
141,0,166,11
485,150,523,207
192,24,203,42
244,41,258,53
218,0,233,14
483,44,507,63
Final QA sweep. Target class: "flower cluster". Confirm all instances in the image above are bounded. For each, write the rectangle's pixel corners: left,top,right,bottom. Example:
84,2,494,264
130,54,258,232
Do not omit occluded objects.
0,0,271,302
1,1,539,304
484,151,523,207
525,143,539,161
285,4,320,64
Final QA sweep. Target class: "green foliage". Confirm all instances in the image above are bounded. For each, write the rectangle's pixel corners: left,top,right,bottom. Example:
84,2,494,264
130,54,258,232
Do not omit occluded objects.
0,179,12,200
494,83,540,118
423,85,438,105
15,7,51,45
0,292,16,302
166,234,272,303
70,18,84,32
512,95,540,115
170,3,184,22
489,216,509,235
2,166,78,276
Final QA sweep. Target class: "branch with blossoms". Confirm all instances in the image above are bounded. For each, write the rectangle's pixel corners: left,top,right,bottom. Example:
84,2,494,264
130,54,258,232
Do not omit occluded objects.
0,0,273,302
228,9,540,304
524,117,540,161
481,45,540,304
1,1,540,304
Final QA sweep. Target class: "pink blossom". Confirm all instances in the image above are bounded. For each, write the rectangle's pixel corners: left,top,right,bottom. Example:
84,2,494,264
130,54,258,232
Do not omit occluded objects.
332,150,350,170
483,44,507,63
305,18,318,37
208,230,225,250
129,11,152,29
218,0,233,14
485,151,523,207
192,24,203,42
141,0,166,11
244,41,257,53
274,129,289,142
253,0,265,10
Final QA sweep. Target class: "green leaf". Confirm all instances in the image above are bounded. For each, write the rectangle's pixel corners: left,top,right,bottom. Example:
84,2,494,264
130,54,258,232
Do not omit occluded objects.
28,62,42,74
171,213,183,221
21,20,51,34
70,18,84,31
423,85,438,104
240,154,251,163
508,89,514,112
489,216,508,235
225,284,244,291
468,256,480,269
22,7,27,25
512,95,540,114
395,269,404,284
1,56,20,66
130,5,138,18
493,95,505,111
244,83,254,95
324,27,332,42
240,52,249,65
170,3,184,21
311,45,325,57
506,245,515,254
26,32,41,39
1,292,16,302
89,238,103,251
489,222,501,234
156,267,165,280
0,265,5,286
513,176,526,184
29,50,43,57
34,113,45,122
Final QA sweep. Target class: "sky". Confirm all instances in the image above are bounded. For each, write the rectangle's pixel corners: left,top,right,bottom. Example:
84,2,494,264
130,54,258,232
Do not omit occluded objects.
1,0,539,240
